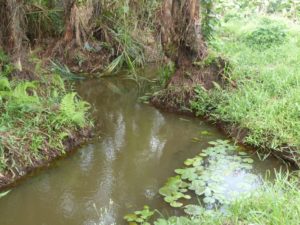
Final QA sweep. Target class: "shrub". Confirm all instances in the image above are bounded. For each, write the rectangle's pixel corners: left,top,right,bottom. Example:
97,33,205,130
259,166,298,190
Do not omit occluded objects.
245,24,287,49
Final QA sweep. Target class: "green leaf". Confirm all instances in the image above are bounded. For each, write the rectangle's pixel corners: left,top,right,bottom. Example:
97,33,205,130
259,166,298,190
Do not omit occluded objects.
189,180,206,196
200,130,211,135
124,214,138,222
243,158,254,163
175,168,198,181
170,201,183,208
184,204,204,216
203,196,216,204
0,190,10,199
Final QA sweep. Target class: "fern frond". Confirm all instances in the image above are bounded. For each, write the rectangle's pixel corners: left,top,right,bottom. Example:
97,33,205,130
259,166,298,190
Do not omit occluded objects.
59,92,90,127
8,81,40,111
0,78,11,91
0,78,12,100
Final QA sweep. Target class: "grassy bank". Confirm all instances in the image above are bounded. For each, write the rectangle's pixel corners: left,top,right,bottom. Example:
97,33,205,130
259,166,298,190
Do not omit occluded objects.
0,52,92,188
189,14,300,163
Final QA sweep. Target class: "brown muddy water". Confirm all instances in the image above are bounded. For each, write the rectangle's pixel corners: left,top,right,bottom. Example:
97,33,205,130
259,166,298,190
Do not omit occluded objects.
0,76,287,225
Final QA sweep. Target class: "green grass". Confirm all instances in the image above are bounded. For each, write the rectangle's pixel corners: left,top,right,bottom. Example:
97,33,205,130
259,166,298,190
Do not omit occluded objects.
0,53,91,177
191,15,300,160
154,172,300,225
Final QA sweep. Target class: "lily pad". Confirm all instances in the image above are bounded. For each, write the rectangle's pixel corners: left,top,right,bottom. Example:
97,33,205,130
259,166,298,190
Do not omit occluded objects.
159,139,259,210
170,201,183,208
189,180,206,196
124,205,154,225
184,204,204,216
203,196,216,204
175,168,198,181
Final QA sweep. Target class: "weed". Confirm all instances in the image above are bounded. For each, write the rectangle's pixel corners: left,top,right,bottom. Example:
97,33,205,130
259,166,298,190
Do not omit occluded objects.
245,24,287,49
158,62,175,87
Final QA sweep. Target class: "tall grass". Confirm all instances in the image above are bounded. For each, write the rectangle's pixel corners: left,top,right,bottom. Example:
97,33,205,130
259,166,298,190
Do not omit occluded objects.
191,15,300,161
100,0,161,77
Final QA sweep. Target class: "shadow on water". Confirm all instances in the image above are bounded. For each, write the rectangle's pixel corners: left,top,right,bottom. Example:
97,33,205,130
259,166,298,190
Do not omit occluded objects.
0,74,288,225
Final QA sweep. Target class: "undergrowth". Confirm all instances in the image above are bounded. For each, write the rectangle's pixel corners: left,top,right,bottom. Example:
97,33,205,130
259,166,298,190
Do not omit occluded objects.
0,52,91,179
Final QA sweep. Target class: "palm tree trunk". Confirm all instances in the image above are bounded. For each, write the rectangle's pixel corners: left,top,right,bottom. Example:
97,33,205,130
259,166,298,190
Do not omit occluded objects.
0,0,24,71
161,0,207,67
63,0,94,47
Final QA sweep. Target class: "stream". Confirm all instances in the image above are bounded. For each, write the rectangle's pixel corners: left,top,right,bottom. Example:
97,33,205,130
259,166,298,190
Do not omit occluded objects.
0,75,287,225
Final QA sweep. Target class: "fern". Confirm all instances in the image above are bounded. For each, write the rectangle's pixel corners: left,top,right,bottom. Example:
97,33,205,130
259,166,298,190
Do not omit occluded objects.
0,77,11,101
8,82,40,111
0,78,11,91
0,79,40,111
59,92,90,127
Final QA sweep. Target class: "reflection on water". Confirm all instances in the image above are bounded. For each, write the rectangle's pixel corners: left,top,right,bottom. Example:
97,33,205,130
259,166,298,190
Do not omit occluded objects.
0,77,286,225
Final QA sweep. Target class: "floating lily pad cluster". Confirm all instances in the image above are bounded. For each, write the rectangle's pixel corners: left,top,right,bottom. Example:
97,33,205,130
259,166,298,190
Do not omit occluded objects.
159,140,257,208
124,205,154,225
158,176,191,207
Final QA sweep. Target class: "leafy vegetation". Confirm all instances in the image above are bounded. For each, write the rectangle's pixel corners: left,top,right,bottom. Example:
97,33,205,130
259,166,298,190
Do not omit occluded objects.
244,22,287,49
0,52,91,180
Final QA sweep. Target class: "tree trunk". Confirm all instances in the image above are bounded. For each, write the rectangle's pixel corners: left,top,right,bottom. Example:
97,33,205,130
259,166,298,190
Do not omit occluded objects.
63,0,94,47
0,0,24,71
161,0,207,68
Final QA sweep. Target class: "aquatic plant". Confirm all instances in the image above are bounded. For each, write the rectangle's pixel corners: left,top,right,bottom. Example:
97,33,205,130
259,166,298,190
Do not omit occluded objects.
159,140,256,208
124,205,154,225
159,176,191,208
